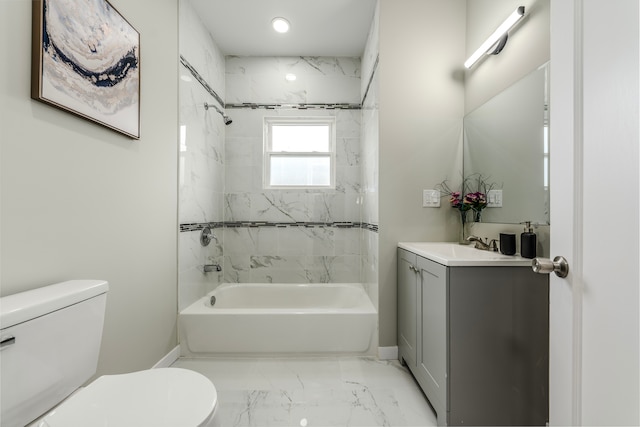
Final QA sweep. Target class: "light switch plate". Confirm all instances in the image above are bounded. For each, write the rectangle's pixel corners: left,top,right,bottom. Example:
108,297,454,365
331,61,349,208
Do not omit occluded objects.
487,189,503,207
423,189,441,207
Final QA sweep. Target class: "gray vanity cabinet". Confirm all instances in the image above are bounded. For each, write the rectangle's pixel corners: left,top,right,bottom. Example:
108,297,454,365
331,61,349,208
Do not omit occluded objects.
397,248,419,369
397,247,549,426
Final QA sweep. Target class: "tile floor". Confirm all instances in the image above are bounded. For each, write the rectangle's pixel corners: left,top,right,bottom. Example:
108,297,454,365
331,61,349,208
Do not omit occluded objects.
172,357,437,427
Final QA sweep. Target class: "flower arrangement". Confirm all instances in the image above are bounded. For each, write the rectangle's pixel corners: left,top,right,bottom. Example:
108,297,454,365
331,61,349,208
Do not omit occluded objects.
437,173,496,225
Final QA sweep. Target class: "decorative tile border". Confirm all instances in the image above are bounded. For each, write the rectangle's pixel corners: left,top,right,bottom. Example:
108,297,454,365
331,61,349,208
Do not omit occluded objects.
361,54,379,106
179,221,378,233
226,103,361,110
179,222,223,232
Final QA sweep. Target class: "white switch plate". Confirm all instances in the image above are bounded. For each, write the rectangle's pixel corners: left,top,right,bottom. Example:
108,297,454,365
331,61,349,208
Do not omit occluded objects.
423,189,441,207
487,189,503,207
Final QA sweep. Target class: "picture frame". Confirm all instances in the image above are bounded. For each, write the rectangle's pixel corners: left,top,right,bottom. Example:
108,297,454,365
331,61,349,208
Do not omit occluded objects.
31,0,140,139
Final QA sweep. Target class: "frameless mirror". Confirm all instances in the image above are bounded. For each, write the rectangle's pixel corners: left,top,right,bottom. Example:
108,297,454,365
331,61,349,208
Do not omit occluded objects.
463,63,549,224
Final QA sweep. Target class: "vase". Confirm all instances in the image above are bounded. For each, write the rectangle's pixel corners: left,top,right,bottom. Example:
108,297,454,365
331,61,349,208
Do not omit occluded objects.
458,210,471,244
473,209,482,223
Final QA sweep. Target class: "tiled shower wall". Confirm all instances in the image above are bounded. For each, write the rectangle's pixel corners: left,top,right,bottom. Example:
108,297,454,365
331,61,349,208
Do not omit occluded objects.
178,0,225,311
360,2,380,310
222,57,365,284
178,0,380,314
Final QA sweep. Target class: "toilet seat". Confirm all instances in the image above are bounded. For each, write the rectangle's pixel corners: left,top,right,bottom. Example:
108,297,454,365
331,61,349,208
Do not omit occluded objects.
41,368,217,427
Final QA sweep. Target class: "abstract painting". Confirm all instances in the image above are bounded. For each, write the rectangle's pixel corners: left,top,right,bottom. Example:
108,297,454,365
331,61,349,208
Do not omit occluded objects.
32,0,140,139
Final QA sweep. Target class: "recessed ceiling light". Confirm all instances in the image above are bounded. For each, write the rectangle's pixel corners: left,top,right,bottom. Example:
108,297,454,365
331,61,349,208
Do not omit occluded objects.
272,17,290,33
285,73,297,82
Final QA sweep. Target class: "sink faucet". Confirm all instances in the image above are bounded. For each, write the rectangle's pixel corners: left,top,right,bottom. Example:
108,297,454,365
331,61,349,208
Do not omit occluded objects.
466,236,499,252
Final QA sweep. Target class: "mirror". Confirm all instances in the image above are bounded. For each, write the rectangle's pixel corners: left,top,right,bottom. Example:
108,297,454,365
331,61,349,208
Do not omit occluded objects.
463,63,549,224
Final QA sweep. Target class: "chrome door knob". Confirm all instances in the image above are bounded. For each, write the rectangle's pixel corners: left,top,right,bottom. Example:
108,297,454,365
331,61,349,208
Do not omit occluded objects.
532,256,569,278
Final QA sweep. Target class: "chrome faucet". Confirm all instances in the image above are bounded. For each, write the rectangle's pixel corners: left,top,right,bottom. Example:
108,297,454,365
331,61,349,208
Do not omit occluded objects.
203,264,222,273
466,236,499,252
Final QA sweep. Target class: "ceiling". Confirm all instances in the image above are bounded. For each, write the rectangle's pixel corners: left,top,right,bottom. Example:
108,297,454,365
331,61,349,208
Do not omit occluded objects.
188,0,378,57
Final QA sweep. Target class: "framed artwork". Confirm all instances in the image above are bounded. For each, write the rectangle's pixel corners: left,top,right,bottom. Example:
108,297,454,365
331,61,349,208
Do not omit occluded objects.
31,0,140,139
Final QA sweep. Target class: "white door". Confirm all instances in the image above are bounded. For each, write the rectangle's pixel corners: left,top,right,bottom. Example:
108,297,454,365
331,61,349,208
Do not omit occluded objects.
549,0,639,425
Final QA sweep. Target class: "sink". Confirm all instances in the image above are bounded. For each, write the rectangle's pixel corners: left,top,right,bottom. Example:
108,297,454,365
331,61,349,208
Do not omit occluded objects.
398,242,533,267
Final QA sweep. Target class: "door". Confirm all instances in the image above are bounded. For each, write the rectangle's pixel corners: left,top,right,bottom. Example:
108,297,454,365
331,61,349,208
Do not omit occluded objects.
417,256,447,423
397,248,418,368
549,1,639,425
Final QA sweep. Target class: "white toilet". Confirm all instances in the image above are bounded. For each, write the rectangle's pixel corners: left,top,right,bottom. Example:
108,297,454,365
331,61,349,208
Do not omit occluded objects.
0,280,218,427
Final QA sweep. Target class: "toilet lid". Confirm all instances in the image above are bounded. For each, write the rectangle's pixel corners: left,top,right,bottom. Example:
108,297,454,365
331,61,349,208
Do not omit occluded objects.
42,368,217,427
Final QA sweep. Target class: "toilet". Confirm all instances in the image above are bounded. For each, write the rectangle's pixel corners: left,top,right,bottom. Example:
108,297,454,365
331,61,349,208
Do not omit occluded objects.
0,280,218,427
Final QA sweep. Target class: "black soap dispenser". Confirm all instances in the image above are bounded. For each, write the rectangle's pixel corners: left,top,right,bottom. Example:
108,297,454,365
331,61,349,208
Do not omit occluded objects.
520,221,537,259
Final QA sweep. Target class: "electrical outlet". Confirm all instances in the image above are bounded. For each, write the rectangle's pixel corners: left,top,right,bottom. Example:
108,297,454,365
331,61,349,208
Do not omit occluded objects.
487,189,503,207
423,189,441,207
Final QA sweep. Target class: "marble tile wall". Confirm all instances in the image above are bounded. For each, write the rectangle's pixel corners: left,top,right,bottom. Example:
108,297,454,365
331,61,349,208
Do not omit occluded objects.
361,1,380,103
226,56,361,105
224,57,364,284
178,0,225,311
361,4,380,310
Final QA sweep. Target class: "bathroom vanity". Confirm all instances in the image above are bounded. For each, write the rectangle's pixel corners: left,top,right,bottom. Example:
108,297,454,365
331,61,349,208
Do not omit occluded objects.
397,242,549,426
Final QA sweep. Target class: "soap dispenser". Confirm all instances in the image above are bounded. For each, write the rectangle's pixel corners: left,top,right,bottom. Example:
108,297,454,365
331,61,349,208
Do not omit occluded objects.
520,221,537,259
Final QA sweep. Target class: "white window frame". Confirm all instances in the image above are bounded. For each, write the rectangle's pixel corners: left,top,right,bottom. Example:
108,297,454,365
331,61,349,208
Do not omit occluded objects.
263,116,336,189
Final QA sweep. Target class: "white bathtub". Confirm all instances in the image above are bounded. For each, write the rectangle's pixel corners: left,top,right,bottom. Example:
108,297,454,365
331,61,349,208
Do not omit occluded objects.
178,283,377,356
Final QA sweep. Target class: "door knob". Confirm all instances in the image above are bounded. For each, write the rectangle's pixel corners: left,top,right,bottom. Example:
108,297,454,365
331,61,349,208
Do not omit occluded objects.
532,256,569,278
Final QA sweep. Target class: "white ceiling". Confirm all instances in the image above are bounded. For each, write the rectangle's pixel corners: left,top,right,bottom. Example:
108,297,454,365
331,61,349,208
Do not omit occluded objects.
188,0,378,57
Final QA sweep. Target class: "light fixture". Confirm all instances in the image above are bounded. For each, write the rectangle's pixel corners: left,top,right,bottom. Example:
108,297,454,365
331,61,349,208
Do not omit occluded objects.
285,73,297,82
464,6,525,69
272,17,290,33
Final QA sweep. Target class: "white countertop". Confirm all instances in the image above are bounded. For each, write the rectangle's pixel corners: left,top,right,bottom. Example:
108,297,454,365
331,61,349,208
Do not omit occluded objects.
398,242,534,267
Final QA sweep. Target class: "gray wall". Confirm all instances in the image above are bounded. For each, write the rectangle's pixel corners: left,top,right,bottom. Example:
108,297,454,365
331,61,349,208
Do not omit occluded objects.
0,0,179,376
378,0,467,347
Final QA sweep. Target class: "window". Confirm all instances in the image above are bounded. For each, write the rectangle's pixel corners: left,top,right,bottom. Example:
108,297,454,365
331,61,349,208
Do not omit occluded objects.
264,117,336,188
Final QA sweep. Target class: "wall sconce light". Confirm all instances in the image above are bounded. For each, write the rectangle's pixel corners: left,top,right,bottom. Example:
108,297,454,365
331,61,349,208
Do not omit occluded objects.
464,6,525,69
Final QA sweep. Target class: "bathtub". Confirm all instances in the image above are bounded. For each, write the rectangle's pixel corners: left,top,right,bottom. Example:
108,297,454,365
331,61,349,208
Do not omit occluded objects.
178,283,377,356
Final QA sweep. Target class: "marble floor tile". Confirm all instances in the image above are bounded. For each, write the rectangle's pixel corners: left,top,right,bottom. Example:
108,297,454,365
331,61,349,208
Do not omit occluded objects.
172,357,437,427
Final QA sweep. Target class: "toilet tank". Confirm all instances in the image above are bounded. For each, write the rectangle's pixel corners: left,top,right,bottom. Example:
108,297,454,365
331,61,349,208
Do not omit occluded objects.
0,280,109,427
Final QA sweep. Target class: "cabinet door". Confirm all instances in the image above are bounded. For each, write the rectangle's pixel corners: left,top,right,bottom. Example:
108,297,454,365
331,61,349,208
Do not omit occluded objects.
397,248,418,368
448,266,549,426
417,256,447,417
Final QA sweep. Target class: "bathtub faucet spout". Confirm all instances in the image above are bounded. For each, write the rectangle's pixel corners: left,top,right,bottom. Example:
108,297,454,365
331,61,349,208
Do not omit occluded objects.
203,264,222,273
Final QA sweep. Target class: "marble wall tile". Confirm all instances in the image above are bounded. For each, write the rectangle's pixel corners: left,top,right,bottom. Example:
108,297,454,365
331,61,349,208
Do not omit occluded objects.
243,255,361,284
222,57,366,284
178,230,223,311
178,0,226,306
361,1,380,101
221,226,362,284
178,73,225,224
223,255,251,283
179,0,225,100
359,10,380,309
223,108,362,223
336,137,361,167
226,57,361,105
336,110,362,138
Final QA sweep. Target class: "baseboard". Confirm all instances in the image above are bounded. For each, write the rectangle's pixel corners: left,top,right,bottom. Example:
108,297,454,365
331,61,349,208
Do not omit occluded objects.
378,346,398,360
152,345,181,369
